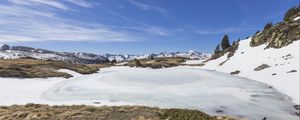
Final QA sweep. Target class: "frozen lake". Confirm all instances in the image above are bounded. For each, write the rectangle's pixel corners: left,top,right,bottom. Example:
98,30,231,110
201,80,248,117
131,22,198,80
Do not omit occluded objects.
0,66,298,120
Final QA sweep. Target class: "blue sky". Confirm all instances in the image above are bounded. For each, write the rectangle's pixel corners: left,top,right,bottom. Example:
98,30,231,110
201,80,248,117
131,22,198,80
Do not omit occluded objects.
0,0,298,54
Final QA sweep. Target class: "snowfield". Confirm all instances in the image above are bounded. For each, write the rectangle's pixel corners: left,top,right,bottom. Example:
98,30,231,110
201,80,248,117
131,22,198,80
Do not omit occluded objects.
202,38,300,104
0,66,298,120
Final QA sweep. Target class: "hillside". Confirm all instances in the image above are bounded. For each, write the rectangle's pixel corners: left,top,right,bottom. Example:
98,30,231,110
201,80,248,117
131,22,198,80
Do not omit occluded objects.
203,38,299,104
202,6,300,104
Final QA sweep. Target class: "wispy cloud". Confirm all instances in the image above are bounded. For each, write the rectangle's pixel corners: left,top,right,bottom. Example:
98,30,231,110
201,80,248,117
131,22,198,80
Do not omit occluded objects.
8,0,70,10
0,0,138,42
127,0,169,17
193,26,256,35
107,10,170,36
64,0,93,8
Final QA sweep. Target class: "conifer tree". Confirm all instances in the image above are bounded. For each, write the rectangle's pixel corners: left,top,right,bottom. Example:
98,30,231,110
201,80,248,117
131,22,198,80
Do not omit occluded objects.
221,35,231,50
214,44,220,54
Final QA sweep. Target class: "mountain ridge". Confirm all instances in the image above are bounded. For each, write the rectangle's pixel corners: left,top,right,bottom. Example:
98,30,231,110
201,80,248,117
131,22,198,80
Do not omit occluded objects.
0,44,210,64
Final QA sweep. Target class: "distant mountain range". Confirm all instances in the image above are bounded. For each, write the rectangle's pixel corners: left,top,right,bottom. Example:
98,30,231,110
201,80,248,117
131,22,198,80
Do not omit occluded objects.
0,44,210,64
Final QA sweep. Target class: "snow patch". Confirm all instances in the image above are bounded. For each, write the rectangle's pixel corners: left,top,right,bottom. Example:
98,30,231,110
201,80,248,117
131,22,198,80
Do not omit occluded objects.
293,16,300,21
57,69,82,78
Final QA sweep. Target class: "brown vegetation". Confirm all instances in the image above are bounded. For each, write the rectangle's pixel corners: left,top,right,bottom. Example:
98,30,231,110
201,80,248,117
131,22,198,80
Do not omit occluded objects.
125,57,186,69
0,104,239,120
0,58,111,78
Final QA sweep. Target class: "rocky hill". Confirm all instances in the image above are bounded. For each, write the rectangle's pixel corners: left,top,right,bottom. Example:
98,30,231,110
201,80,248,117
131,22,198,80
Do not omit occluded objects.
203,6,300,104
251,6,300,48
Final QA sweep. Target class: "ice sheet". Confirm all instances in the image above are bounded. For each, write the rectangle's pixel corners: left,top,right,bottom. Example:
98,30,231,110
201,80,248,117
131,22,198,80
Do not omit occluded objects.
40,66,298,120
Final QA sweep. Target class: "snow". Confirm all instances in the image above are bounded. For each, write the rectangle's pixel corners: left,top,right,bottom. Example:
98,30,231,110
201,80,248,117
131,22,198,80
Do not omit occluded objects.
0,66,298,119
202,38,300,104
57,69,82,77
293,16,300,21
183,60,205,64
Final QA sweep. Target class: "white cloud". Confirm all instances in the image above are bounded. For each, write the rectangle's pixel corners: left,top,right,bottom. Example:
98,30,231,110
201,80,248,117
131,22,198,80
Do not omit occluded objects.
0,1,138,42
127,0,169,17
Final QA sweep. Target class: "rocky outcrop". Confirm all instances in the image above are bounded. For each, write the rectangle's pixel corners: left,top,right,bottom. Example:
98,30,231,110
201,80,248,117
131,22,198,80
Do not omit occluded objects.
251,6,300,48
209,40,239,60
230,70,241,74
254,64,270,71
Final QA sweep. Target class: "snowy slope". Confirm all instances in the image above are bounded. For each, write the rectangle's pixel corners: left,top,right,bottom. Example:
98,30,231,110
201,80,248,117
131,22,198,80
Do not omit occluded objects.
202,38,300,104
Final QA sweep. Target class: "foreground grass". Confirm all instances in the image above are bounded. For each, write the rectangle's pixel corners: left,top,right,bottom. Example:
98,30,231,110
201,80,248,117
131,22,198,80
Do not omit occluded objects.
0,59,111,78
0,104,238,120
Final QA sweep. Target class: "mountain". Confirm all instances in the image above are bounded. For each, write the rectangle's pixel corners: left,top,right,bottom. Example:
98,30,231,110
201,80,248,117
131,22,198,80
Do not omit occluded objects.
105,50,210,62
0,45,109,64
0,44,210,63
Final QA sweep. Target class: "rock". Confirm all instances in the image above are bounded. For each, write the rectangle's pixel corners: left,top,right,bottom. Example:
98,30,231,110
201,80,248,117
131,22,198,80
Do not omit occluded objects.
287,70,297,73
292,105,300,116
272,73,277,76
294,105,300,110
268,86,273,89
230,70,241,74
254,64,270,71
93,102,101,104
215,110,223,113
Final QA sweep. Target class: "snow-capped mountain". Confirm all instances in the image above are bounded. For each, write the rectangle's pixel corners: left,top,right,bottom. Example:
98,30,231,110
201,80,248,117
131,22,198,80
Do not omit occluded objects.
0,44,210,63
0,45,109,64
105,51,210,62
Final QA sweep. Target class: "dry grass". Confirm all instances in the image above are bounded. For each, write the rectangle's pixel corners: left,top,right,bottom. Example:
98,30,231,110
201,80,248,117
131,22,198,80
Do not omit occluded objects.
0,104,239,120
125,57,186,69
0,59,112,78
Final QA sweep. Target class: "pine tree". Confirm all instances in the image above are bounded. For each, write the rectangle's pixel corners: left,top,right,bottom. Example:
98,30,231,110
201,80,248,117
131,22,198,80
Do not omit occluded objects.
214,44,220,54
221,35,231,50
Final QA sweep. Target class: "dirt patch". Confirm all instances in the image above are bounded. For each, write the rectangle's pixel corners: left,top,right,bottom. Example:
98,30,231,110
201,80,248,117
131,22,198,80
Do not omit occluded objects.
0,104,239,120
